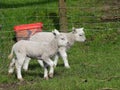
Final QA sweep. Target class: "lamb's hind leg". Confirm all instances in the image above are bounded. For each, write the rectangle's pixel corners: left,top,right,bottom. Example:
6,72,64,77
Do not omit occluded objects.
15,56,25,81
37,60,44,68
43,66,49,80
53,54,59,67
8,58,16,74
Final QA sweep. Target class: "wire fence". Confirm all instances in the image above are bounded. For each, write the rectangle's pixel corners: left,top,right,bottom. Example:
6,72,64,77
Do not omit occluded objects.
0,0,120,71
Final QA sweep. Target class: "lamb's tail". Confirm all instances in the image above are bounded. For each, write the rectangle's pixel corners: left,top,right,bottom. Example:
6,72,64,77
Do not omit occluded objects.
8,48,14,59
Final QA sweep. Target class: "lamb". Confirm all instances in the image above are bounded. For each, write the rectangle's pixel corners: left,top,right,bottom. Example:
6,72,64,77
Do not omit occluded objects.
23,27,86,71
8,29,68,81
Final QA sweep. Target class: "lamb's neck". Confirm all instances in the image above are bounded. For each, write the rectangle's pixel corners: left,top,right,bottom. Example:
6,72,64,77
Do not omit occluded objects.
67,32,75,46
49,38,58,53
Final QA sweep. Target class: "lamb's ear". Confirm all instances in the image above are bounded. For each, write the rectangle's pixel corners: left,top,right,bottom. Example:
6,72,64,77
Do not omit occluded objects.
72,27,76,33
52,29,60,36
72,27,75,30
80,27,84,30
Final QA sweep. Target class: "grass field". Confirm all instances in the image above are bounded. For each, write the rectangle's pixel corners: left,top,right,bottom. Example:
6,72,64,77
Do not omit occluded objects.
0,0,120,90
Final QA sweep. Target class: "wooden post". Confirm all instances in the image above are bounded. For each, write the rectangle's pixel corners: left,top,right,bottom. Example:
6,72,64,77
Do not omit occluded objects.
59,0,68,32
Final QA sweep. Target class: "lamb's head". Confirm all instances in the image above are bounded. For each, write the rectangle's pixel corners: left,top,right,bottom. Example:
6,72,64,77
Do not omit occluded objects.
72,27,86,42
52,29,68,47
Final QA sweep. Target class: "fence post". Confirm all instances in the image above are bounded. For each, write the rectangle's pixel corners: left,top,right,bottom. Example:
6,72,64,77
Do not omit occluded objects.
59,0,68,32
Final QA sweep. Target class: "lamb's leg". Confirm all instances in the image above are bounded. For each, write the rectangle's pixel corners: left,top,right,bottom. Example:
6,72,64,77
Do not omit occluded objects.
37,60,49,79
44,58,54,78
37,60,44,68
43,66,48,80
15,56,25,81
59,47,70,68
8,58,15,74
23,57,31,71
53,54,59,67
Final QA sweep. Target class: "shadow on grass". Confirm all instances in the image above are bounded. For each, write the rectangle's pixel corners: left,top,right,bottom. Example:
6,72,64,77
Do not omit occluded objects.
23,63,43,78
28,63,42,70
24,71,43,78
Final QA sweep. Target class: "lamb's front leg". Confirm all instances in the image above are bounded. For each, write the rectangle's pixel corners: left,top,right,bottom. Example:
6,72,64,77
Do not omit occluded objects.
37,60,49,80
53,54,59,67
44,58,54,78
59,47,70,68
43,66,49,80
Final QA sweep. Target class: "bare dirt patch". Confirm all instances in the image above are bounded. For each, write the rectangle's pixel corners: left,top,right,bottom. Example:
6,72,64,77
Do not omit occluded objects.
100,0,120,22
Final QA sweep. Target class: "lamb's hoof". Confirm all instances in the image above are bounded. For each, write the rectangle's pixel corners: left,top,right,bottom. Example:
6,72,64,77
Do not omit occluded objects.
23,68,28,72
53,65,56,68
49,73,53,78
8,72,13,75
8,73,12,77
18,78,24,82
44,77,49,80
23,69,28,72
53,63,57,67
65,66,70,69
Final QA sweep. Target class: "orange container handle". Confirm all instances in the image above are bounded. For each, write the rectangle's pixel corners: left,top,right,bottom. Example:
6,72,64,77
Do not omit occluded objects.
14,22,43,32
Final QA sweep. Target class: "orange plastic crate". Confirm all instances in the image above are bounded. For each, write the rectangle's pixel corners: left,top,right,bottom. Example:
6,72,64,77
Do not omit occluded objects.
14,22,43,41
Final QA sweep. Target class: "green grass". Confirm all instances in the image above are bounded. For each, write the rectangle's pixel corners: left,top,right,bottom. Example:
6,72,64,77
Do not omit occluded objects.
0,0,120,90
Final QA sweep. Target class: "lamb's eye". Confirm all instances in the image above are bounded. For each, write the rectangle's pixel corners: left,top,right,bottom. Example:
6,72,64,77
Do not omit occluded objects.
61,38,65,40
79,34,82,36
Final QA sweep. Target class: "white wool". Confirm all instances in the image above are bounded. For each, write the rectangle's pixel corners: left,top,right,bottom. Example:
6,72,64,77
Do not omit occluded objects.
8,30,68,80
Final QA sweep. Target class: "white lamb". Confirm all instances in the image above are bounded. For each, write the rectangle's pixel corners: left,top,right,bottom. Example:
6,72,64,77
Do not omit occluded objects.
23,27,86,71
8,29,68,81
